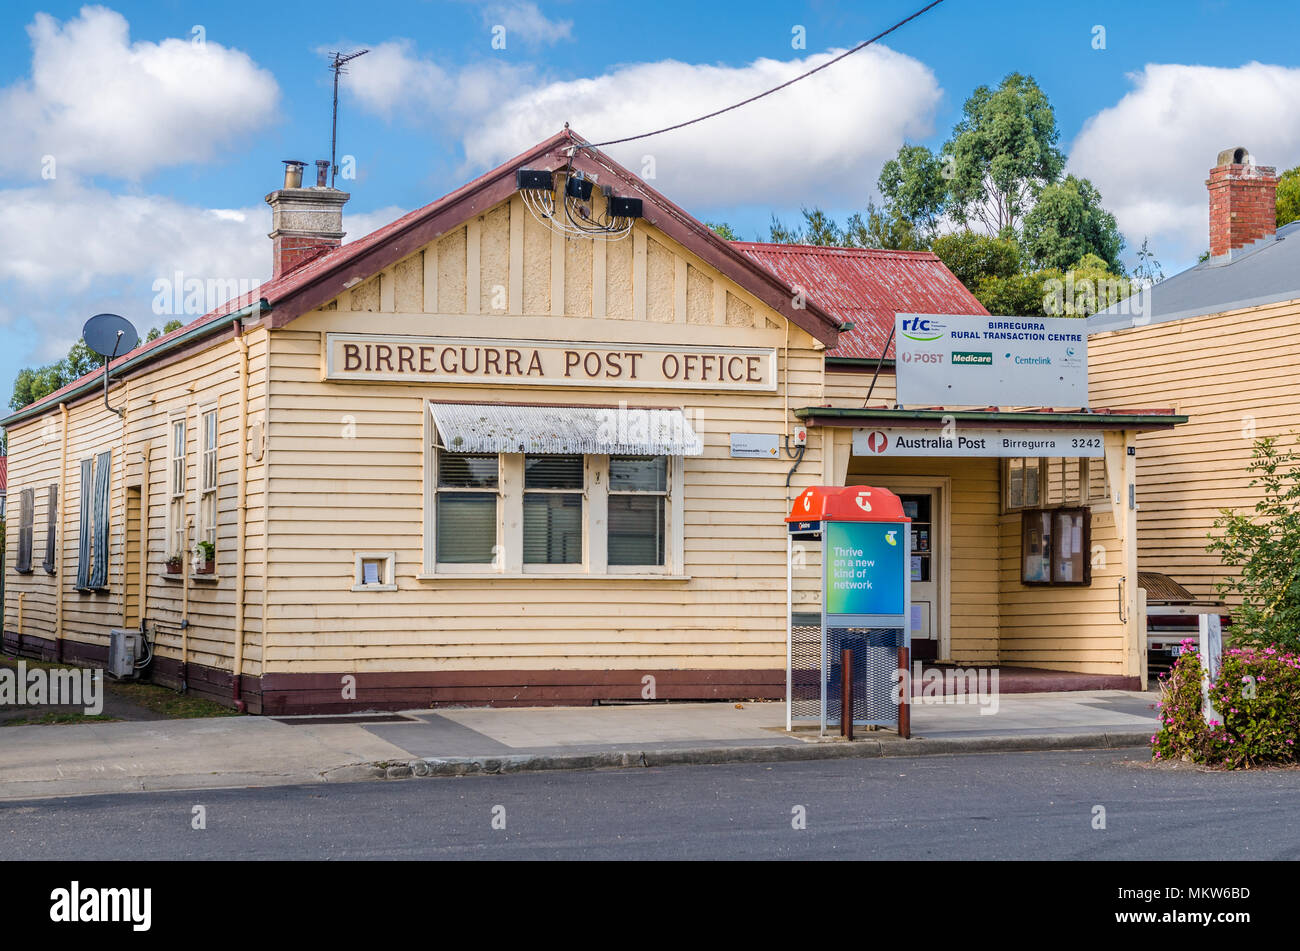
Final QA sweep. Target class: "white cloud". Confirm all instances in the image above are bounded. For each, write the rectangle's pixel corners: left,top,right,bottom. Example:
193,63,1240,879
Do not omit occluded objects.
481,2,573,47
0,5,279,180
0,177,406,367
345,40,530,123
350,44,942,208
1070,62,1300,266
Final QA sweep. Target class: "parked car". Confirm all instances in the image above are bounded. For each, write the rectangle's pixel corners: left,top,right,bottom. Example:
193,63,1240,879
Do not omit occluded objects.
1141,571,1232,666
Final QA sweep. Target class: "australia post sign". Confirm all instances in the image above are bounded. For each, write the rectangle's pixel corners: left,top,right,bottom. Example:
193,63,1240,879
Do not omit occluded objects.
894,313,1088,407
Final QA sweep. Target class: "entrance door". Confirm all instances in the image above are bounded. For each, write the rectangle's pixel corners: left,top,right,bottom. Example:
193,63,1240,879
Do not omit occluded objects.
899,492,939,661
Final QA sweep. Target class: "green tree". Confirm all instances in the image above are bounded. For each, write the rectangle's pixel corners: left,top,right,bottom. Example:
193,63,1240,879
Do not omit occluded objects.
1040,253,1132,316
943,73,1066,235
1208,435,1300,651
1277,166,1300,227
930,231,1021,288
973,270,1060,318
842,201,929,251
706,221,741,241
765,204,929,251
8,322,174,412
1020,175,1125,273
877,144,947,239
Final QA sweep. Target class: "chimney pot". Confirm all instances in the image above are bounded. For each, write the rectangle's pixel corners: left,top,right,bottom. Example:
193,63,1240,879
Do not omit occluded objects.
266,167,349,278
315,160,330,188
1206,146,1277,260
282,159,306,190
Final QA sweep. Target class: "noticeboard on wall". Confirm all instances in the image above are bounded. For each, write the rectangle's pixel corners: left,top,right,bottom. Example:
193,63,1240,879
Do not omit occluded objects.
1021,507,1091,586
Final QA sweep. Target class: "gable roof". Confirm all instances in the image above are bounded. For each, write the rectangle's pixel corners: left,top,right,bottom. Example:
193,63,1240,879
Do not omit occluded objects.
1090,220,1300,334
731,242,987,361
3,129,843,429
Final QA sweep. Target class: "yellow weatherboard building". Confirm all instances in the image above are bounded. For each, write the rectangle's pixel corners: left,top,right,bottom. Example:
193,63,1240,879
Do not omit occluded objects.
3,129,1185,713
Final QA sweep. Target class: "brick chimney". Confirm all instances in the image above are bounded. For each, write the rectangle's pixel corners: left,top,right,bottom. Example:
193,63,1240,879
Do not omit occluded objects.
1207,147,1277,260
265,160,349,278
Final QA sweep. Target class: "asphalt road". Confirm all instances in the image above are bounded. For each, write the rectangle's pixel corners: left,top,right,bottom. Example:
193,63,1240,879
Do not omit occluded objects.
3,748,1298,860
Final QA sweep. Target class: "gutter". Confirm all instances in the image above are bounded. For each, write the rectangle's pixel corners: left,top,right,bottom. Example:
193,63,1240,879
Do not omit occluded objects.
794,407,1190,428
0,300,269,430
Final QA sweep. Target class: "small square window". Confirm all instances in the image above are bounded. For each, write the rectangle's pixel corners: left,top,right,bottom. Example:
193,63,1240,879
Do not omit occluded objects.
353,552,396,591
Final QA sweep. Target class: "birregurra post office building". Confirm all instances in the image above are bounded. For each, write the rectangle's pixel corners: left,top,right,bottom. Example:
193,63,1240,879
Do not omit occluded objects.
2,129,1183,713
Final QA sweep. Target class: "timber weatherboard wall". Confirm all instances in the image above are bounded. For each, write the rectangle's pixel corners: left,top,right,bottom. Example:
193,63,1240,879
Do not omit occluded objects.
262,192,825,682
2,327,270,697
1090,297,1300,600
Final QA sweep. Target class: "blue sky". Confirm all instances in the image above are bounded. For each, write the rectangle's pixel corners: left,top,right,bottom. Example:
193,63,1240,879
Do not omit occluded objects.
1,0,1298,417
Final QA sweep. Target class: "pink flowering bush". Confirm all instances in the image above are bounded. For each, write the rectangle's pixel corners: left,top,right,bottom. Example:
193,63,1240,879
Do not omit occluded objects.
1152,640,1300,768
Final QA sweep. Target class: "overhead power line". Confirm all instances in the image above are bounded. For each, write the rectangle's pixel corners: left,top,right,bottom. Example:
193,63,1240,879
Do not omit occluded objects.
584,0,948,150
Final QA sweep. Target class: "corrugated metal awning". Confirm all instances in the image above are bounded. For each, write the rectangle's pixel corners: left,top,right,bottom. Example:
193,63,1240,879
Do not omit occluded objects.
429,402,703,455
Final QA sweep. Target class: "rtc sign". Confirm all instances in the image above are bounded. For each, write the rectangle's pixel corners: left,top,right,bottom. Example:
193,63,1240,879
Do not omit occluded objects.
895,313,1088,408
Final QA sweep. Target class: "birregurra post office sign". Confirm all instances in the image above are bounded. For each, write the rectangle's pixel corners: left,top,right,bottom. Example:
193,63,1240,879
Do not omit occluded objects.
324,333,778,391
894,313,1088,407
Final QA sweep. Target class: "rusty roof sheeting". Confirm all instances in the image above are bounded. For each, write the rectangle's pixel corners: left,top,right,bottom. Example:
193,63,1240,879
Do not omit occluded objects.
731,242,988,360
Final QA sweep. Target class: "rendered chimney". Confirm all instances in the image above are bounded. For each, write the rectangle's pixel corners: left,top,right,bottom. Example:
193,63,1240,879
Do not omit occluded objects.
1207,147,1277,260
266,159,349,278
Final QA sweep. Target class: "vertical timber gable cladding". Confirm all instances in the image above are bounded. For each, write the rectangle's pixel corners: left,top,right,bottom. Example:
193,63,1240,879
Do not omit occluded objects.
264,192,827,707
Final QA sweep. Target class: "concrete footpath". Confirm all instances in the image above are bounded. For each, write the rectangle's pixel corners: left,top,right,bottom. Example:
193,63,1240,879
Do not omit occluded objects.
0,690,1159,800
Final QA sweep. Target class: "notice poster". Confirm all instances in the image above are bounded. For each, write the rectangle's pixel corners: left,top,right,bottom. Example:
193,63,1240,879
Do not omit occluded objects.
823,521,907,618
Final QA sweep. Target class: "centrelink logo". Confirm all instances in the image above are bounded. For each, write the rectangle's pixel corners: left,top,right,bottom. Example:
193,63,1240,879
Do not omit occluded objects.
900,316,945,342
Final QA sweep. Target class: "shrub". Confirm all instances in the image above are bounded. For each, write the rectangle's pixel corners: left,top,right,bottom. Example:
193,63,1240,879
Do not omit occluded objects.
1208,435,1300,652
1153,641,1300,768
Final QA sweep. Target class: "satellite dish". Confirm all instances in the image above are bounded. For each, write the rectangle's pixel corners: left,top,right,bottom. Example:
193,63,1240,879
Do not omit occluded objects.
83,313,139,360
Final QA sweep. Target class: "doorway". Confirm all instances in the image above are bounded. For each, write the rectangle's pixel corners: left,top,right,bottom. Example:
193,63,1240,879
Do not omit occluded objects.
898,491,941,661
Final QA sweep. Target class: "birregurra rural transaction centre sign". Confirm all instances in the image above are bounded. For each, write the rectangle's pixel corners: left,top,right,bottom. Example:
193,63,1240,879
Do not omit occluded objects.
894,313,1088,407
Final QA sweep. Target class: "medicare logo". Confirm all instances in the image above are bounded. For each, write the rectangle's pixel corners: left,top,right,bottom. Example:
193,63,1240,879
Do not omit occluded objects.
952,351,993,366
862,431,889,454
899,316,946,342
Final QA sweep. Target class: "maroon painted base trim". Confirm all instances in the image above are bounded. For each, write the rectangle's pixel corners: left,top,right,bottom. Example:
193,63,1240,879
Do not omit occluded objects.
257,669,785,715
1,631,264,714
3,631,1142,712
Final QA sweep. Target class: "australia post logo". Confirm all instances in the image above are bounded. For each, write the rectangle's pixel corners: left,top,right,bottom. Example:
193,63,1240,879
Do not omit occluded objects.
863,431,889,454
900,316,946,342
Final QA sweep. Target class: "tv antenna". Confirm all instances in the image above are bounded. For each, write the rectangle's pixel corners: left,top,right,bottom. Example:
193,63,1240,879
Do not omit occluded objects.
83,313,139,419
328,49,369,188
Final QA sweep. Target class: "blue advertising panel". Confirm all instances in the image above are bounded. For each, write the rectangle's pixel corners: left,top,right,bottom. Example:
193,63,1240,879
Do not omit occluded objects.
823,520,907,621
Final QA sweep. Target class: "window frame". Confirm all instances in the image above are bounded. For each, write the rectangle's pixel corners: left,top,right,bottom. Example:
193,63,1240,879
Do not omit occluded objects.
353,551,397,592
605,455,671,572
430,448,503,574
198,405,219,568
422,416,685,579
521,453,587,574
166,412,189,565
1003,457,1045,512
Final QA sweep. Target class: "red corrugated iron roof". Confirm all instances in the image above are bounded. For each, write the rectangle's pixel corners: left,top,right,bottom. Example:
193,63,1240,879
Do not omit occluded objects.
731,242,988,361
0,456,7,494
